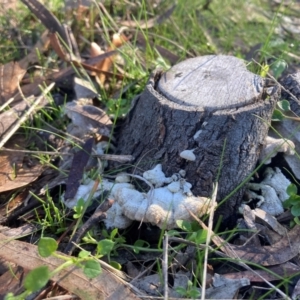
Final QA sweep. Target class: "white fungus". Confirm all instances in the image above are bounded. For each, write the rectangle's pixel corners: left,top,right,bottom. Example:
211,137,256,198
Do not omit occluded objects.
259,136,295,164
246,167,291,216
179,149,196,161
142,164,172,187
63,165,212,229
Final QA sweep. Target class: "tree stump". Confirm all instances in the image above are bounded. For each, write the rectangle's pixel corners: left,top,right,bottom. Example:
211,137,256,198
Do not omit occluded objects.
116,55,279,223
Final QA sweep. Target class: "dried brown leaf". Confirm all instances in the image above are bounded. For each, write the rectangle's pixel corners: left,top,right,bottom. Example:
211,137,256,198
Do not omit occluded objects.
20,0,69,45
65,101,112,137
0,61,26,104
218,225,300,266
64,138,94,200
93,34,128,85
223,262,300,283
0,137,43,192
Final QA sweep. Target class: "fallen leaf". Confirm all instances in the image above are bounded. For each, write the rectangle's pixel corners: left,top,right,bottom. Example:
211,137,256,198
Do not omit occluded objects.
64,138,94,201
218,225,300,266
223,262,300,283
0,61,26,104
65,100,112,138
20,0,69,45
92,34,128,85
205,274,250,299
292,276,300,300
0,136,43,192
197,212,300,266
254,208,287,236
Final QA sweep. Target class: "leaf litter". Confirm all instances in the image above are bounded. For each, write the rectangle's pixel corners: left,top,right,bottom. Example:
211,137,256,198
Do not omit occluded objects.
1,0,300,299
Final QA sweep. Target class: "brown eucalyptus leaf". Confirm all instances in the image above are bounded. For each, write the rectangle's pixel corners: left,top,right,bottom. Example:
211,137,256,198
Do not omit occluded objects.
219,225,300,266
223,262,300,283
64,138,94,200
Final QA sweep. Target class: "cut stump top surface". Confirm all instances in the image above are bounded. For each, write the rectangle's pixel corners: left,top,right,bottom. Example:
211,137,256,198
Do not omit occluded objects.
157,55,264,109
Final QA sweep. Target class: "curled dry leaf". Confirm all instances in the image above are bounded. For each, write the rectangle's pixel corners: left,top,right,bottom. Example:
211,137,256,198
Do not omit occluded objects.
91,33,128,85
65,100,112,139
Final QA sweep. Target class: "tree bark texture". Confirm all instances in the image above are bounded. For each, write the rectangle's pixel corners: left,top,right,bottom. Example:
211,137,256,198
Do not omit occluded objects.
116,55,279,222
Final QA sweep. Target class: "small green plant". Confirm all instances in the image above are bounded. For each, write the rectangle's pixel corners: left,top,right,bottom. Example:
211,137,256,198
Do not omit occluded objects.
283,183,300,225
173,220,208,244
272,99,294,122
31,190,68,234
175,279,201,299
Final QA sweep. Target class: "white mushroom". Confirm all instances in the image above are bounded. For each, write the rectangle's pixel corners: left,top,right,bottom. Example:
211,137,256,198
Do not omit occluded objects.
179,149,196,161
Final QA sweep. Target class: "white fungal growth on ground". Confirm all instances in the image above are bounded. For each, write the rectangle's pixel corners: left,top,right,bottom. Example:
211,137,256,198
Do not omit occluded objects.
246,167,291,216
62,164,212,229
179,149,196,161
259,136,295,164
142,164,172,187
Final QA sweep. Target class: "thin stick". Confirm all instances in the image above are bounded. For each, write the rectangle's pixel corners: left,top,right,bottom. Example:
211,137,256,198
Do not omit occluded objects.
201,182,218,300
0,83,55,149
0,147,134,163
0,97,15,112
163,232,169,300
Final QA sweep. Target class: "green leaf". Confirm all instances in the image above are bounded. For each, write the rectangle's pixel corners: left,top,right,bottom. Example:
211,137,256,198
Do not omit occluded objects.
287,184,297,196
294,216,300,225
189,288,201,298
73,198,85,219
78,250,90,258
133,239,150,254
97,239,115,256
175,286,187,296
271,60,287,79
288,195,300,205
176,220,192,231
260,64,269,78
272,109,285,121
291,203,300,217
110,228,118,239
283,198,293,209
38,237,58,257
83,260,101,278
24,266,50,292
110,260,122,270
277,100,290,112
188,229,207,244
167,229,181,237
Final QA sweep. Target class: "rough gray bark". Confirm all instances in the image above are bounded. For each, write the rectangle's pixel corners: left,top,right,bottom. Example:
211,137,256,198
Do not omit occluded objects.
116,55,279,222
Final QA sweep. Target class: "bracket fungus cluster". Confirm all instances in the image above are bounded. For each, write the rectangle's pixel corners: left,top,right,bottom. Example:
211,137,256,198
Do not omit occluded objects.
63,164,213,229
246,167,291,216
